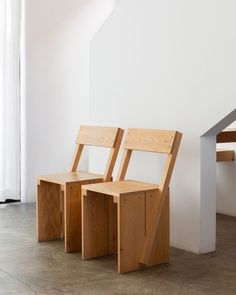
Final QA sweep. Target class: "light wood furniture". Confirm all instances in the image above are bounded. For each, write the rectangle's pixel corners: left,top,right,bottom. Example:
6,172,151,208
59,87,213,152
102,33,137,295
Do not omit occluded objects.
216,149,235,162
217,128,236,143
81,128,182,273
36,126,124,253
216,129,236,162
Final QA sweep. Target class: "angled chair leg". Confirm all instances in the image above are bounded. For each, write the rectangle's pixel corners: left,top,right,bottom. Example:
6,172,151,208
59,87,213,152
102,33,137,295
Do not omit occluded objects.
37,181,62,241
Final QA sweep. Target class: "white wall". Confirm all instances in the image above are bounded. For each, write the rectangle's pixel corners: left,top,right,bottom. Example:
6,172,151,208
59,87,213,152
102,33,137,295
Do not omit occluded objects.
216,122,236,216
21,0,115,202
89,0,236,253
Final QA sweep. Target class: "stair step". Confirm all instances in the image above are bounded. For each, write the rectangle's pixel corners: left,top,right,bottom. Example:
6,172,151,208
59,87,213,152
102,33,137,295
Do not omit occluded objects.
217,128,236,143
216,149,235,162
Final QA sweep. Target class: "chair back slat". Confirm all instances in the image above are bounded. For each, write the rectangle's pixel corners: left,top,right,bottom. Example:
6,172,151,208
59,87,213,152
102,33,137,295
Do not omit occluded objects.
76,126,119,148
117,128,182,183
124,129,176,154
71,126,124,180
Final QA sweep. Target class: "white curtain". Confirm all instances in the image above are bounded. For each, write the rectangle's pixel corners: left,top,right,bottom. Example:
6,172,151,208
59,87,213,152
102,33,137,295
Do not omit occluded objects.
0,0,21,201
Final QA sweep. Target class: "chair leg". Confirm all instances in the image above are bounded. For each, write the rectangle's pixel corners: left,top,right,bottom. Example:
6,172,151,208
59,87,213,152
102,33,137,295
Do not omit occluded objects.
64,183,82,253
60,189,64,238
108,199,117,254
117,190,169,273
117,192,146,273
145,189,169,267
36,181,62,241
82,191,110,259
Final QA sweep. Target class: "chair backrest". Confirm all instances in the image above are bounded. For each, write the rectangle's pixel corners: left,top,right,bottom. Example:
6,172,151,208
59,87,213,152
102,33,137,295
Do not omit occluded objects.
70,126,124,181
117,128,182,195
124,128,176,153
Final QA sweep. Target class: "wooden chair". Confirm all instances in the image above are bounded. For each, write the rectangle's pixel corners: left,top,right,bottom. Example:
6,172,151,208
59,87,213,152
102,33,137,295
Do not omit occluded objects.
81,128,182,273
36,125,124,253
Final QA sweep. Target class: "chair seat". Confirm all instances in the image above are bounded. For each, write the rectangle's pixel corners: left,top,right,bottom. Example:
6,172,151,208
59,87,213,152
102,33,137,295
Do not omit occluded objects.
82,180,159,197
37,171,104,185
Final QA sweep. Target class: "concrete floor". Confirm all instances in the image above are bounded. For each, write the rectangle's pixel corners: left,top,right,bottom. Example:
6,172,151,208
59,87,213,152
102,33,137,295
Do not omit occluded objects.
0,203,235,295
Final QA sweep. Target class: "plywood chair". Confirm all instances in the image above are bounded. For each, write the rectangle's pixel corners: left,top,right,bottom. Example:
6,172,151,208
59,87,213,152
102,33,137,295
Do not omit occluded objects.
36,126,124,253
81,128,182,273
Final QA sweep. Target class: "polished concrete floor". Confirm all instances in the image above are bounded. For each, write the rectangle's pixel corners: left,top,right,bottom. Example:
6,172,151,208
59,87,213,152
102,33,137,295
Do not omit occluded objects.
0,203,235,295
